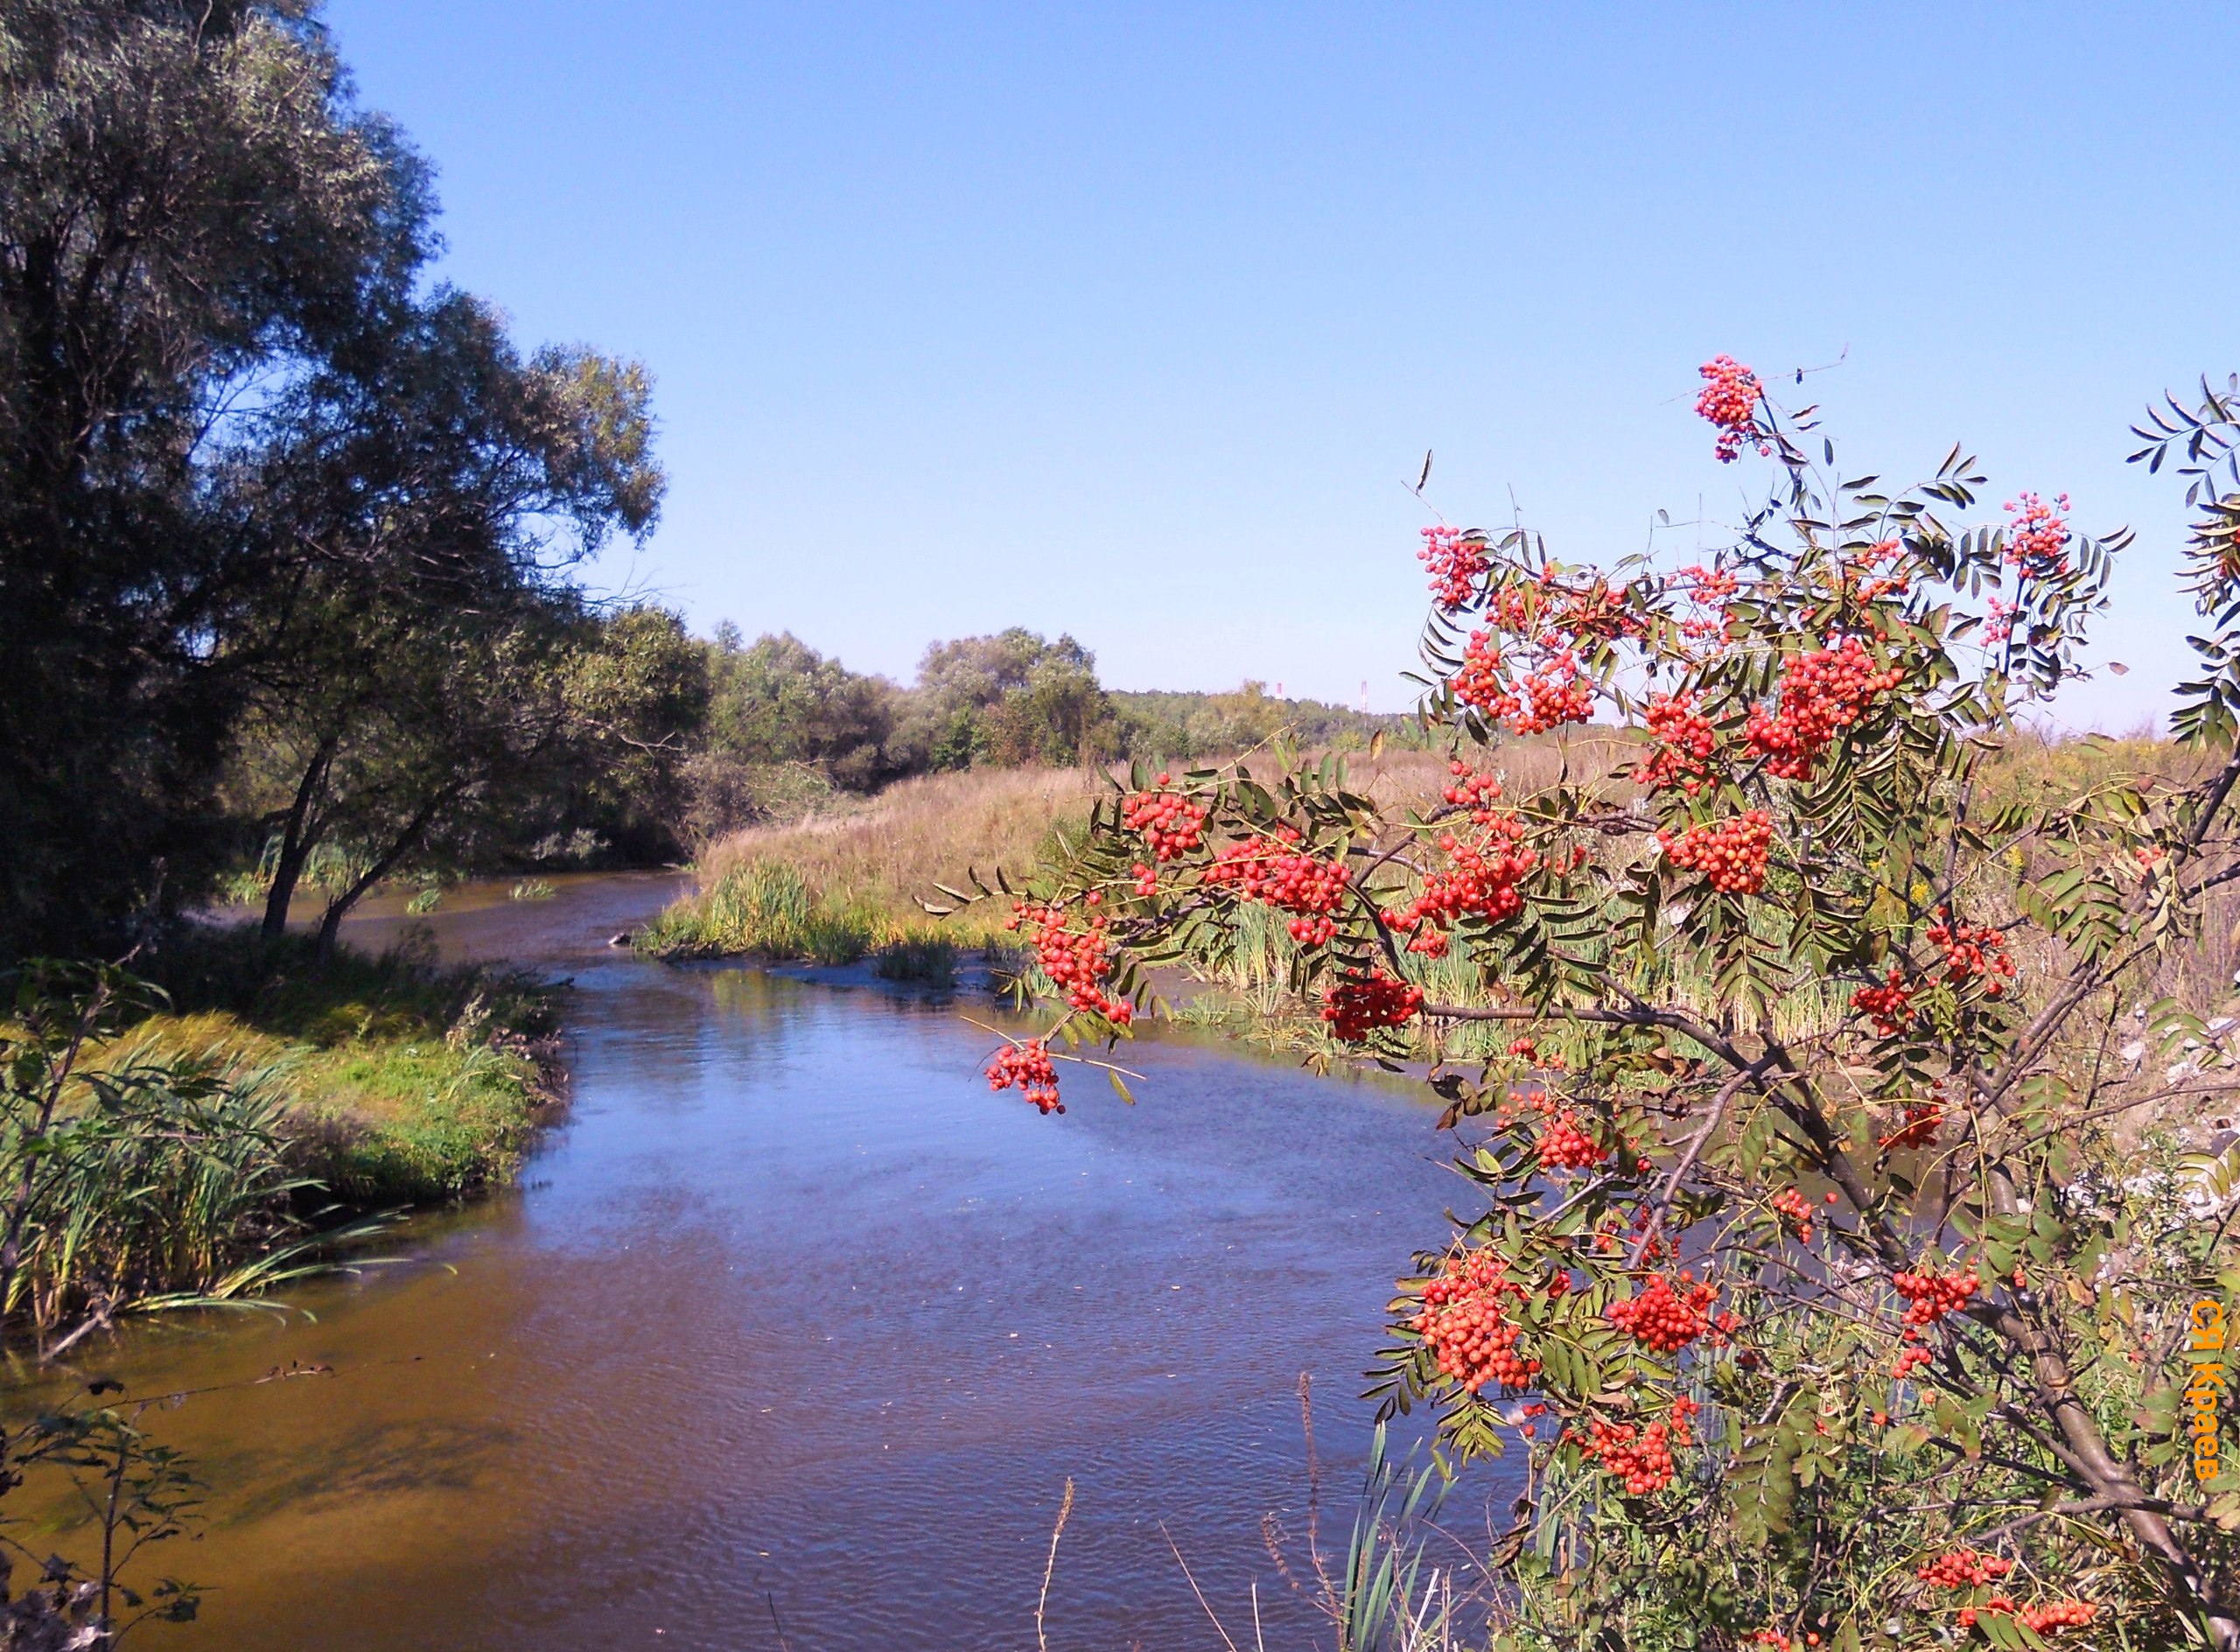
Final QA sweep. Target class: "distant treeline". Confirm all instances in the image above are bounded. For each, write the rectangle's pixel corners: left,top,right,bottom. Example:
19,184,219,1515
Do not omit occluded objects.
699,624,1420,787
535,621,1427,859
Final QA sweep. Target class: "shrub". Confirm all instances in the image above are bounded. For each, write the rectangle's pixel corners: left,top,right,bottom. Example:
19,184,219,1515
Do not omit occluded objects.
872,934,959,986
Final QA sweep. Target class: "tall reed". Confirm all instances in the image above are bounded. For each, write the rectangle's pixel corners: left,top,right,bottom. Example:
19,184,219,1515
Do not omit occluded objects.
1,965,329,1350
638,859,885,963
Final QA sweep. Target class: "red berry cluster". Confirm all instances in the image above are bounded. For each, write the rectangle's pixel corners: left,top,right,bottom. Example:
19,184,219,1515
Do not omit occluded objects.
1918,1549,2012,1590
1658,811,1774,894
1418,525,1488,611
1638,692,1720,794
1893,1345,1934,1381
986,1040,1062,1114
1696,355,1767,463
1585,1396,1699,1494
1984,594,2018,645
1770,1186,1816,1242
1606,1271,1718,1354
1386,816,1538,954
1852,966,1914,1036
1846,536,1911,601
2003,491,2072,578
1320,969,1424,1042
1893,1265,1980,1330
1959,1600,2094,1634
1536,1110,1608,1172
1880,1100,1943,1151
1130,862,1158,897
1203,833,1350,946
1440,759,1503,815
1744,637,1902,780
1009,902,1132,1024
1412,1248,1540,1394
1452,633,1594,735
1122,778,1207,861
1675,564,1740,648
1927,909,2015,997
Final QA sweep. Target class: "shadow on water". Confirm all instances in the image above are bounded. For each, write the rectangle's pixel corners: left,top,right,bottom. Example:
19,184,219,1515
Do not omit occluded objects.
31,875,1494,1650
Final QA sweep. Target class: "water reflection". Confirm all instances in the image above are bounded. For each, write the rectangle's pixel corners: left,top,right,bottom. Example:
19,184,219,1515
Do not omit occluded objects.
45,878,1479,1650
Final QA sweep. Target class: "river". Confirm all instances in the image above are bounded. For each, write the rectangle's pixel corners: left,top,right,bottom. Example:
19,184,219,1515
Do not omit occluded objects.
48,875,1480,1650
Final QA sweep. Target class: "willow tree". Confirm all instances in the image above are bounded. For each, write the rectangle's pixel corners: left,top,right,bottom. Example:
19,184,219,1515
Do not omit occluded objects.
0,0,428,954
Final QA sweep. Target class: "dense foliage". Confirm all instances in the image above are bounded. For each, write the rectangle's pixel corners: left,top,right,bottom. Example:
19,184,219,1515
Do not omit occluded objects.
958,363,2240,1648
0,0,682,957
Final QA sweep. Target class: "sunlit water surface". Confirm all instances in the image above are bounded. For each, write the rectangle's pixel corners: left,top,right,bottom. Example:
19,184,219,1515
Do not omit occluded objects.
46,877,1481,1650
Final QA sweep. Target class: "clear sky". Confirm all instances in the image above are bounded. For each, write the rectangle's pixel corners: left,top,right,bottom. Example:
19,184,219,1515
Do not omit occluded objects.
321,1,2240,724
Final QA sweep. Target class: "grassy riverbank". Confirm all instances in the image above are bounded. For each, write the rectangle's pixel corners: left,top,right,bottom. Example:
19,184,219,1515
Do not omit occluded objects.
136,925,563,1206
634,751,1506,1009
637,766,1109,968
631,733,2240,1073
0,926,561,1350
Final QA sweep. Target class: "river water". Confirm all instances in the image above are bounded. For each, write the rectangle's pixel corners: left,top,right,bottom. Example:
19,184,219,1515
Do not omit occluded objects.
50,875,1477,1650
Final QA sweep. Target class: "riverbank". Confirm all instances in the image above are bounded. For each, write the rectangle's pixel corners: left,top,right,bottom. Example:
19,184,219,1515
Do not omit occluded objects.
632,749,1551,1057
634,750,1474,957
637,766,1106,966
0,922,567,1357
138,923,565,1207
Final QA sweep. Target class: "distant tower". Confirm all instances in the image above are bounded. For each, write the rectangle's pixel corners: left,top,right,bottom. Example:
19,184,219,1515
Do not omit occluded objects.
1359,680,1368,714
1275,681,1284,699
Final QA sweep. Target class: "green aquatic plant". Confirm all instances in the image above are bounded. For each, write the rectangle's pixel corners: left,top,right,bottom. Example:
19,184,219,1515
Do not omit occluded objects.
639,858,882,964
872,934,959,986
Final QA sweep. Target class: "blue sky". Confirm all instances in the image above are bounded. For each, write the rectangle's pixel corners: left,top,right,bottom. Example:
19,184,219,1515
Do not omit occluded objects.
323,2,2240,723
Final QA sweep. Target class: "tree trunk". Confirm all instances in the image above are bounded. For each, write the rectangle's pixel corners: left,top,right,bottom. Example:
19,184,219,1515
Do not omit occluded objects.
312,794,447,962
261,738,335,938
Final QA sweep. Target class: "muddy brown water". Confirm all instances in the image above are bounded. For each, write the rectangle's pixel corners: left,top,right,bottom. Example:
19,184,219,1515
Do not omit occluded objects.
24,875,1483,1650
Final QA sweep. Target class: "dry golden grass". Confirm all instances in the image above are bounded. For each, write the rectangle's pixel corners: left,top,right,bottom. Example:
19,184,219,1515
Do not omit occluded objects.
698,766,1104,942
685,739,1600,944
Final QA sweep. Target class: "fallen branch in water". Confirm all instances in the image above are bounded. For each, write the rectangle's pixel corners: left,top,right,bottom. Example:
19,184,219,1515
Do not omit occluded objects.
1036,1475,1074,1652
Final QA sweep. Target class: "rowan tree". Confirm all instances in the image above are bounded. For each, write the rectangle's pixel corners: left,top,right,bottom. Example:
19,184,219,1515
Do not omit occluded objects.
947,360,2240,1649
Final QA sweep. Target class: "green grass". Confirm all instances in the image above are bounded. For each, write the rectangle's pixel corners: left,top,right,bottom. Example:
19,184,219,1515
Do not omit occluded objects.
285,1037,547,1203
0,928,565,1347
133,925,560,1208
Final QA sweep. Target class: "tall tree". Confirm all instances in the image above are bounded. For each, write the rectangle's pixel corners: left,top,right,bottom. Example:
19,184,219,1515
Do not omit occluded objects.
0,0,428,955
235,290,665,942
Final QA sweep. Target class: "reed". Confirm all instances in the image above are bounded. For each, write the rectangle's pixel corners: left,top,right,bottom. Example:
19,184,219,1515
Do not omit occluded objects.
637,858,887,963
8,1050,313,1338
0,969,334,1349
